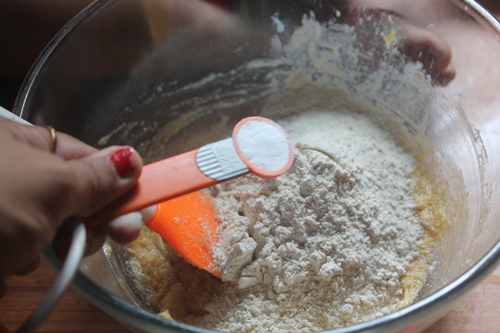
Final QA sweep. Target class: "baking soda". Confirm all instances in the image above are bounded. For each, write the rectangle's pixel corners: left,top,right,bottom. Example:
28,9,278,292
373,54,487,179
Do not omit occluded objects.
235,120,291,172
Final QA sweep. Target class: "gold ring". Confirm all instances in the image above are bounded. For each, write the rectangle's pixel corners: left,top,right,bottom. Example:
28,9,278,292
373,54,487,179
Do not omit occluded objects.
43,125,57,153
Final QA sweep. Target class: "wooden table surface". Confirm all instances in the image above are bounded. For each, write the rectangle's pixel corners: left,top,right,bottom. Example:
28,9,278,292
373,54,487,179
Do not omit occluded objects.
0,259,499,333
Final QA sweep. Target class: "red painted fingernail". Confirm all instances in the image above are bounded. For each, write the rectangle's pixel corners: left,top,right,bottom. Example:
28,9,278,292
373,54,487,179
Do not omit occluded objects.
110,148,136,178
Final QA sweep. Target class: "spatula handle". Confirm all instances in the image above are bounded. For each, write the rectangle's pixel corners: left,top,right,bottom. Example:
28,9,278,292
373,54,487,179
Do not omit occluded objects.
86,149,217,226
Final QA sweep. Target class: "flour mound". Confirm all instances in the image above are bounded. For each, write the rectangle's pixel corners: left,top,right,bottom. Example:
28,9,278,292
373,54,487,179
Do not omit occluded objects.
189,110,423,332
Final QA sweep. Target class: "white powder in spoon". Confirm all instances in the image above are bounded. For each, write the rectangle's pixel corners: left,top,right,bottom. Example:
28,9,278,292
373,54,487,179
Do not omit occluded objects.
235,119,291,172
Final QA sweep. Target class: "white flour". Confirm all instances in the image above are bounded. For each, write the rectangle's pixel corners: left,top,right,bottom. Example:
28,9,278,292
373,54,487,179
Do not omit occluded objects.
124,12,450,333
187,109,425,332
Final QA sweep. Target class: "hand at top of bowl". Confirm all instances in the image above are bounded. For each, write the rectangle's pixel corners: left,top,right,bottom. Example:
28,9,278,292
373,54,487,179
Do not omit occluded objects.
305,0,456,85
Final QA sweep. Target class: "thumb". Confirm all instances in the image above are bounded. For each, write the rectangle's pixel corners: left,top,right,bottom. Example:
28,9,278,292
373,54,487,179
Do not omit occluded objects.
64,146,143,218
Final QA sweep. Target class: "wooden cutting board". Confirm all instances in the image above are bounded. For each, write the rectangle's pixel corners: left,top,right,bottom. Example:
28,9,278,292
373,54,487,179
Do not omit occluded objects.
0,259,499,333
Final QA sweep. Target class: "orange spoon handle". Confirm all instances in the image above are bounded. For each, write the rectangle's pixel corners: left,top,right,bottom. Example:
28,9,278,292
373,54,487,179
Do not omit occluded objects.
86,149,217,226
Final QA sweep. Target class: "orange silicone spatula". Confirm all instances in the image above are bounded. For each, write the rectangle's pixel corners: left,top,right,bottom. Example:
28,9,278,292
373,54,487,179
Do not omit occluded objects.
145,191,221,276
87,117,294,276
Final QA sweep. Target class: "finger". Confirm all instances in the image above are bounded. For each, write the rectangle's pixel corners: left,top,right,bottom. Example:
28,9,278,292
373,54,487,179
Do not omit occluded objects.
50,131,98,159
400,24,456,85
54,211,144,260
51,218,81,262
0,118,97,159
14,255,41,276
84,226,108,256
52,218,108,260
141,205,157,224
105,212,142,245
63,146,143,218
86,209,149,257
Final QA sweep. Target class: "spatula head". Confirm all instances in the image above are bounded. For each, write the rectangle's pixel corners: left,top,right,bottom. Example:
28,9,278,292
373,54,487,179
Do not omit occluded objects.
145,191,220,277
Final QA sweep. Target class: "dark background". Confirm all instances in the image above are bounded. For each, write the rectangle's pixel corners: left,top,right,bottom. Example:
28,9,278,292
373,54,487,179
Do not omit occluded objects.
0,0,498,111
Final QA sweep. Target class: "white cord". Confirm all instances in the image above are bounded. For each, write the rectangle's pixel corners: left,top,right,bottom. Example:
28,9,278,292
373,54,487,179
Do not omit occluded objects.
15,223,87,333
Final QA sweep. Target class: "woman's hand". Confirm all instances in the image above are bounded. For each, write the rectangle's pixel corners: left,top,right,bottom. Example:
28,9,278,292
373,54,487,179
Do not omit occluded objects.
0,117,143,297
304,0,456,86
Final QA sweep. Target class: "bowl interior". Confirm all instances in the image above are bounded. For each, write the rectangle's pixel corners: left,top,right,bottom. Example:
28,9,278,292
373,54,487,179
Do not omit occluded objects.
16,0,500,332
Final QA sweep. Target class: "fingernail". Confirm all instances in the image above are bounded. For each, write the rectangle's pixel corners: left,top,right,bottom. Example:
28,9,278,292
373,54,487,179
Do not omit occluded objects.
106,212,143,244
110,147,138,179
84,227,107,256
141,205,157,224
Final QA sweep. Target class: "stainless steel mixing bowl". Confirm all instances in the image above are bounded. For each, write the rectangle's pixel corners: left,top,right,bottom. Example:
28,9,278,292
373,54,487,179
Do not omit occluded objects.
13,0,500,332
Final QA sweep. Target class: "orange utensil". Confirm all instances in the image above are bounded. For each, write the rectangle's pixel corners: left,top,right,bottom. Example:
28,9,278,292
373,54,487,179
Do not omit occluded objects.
145,191,221,276
88,117,294,226
87,116,294,276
